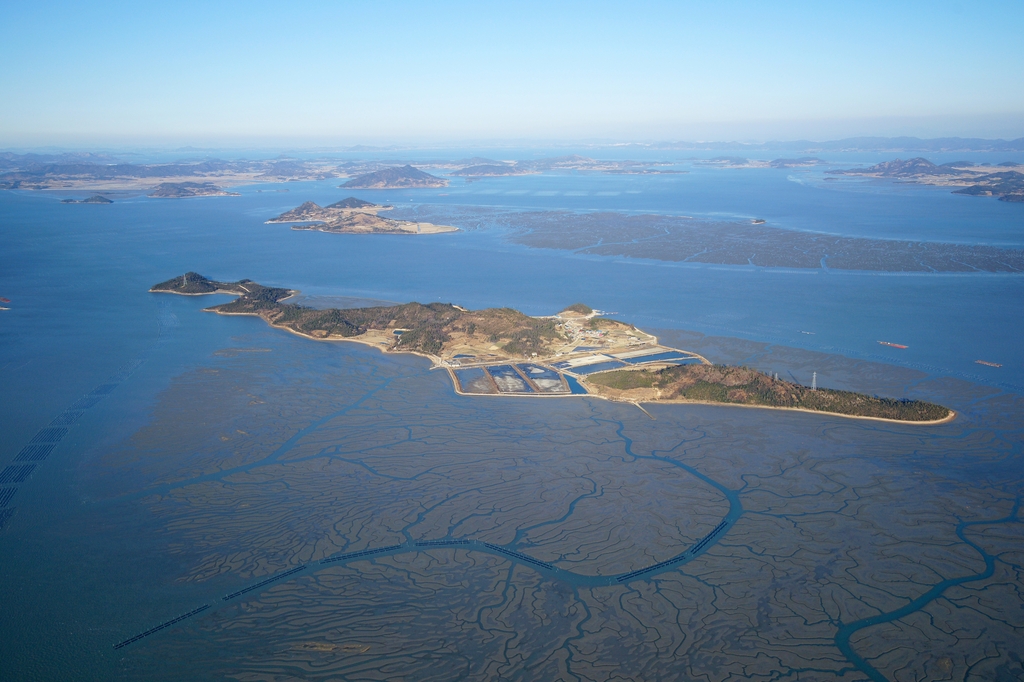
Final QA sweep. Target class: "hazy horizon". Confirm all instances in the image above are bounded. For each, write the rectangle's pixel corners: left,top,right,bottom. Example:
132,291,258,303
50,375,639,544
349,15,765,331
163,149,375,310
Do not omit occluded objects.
2,1,1022,146
5,130,1024,157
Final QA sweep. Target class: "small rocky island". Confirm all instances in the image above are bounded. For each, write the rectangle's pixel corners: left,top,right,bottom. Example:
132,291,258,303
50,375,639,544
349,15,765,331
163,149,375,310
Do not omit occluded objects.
148,182,240,198
266,197,457,234
151,273,953,423
340,165,448,189
61,195,113,204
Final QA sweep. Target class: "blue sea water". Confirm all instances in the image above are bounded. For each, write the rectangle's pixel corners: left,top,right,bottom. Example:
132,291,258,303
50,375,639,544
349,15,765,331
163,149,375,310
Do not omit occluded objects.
437,168,1024,245
1,166,1022,443
1,156,1023,678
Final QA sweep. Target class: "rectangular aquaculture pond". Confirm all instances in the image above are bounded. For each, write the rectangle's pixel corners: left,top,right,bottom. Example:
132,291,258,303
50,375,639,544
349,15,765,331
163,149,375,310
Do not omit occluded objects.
454,367,497,394
485,365,534,393
515,364,569,393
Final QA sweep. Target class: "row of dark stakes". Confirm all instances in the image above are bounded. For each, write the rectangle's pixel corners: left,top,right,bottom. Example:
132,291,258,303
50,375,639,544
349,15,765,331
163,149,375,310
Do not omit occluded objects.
616,520,729,582
0,361,143,531
114,544,405,649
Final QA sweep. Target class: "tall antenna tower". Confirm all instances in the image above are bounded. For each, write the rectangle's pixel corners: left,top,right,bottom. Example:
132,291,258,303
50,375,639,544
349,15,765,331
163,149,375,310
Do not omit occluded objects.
812,372,817,391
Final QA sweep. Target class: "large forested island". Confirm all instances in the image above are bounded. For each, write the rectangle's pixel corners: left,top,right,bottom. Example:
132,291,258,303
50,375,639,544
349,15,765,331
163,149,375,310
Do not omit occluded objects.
150,273,953,423
150,273,589,357
340,165,448,189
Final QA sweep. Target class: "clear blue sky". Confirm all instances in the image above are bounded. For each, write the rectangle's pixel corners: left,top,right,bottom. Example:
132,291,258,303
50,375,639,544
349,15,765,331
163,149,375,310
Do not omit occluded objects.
1,0,1022,146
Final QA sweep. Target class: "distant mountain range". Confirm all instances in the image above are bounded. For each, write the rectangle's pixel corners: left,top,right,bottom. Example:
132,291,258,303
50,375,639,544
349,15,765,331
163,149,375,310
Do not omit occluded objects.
3,138,1022,194
648,137,1024,153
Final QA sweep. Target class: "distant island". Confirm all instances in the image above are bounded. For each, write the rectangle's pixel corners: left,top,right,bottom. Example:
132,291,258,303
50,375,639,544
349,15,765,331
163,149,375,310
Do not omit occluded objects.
831,158,1024,202
2,143,1021,193
148,182,240,198
697,157,827,169
646,136,1024,153
61,195,112,204
150,273,953,423
266,197,457,234
769,157,827,168
450,164,539,177
340,165,448,189
602,169,687,175
448,155,680,177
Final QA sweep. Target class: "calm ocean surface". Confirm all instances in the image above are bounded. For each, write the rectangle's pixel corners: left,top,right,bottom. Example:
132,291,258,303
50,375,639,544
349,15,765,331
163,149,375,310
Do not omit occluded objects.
4,161,1021,426
1,154,1023,678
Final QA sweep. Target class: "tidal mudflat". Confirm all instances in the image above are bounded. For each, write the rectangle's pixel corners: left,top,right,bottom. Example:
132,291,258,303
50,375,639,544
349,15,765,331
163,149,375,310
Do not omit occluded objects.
68,329,1024,681
2,169,1023,681
392,205,1024,273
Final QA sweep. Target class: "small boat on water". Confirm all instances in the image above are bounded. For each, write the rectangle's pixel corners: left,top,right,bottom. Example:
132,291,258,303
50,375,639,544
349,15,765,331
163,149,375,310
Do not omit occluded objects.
975,360,1002,368
878,341,908,349
0,297,10,303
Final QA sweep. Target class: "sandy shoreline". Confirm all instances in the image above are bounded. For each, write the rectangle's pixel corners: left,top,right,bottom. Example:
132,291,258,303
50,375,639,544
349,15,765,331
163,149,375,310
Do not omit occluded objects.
205,308,443,365
290,221,459,235
618,395,956,425
149,288,259,297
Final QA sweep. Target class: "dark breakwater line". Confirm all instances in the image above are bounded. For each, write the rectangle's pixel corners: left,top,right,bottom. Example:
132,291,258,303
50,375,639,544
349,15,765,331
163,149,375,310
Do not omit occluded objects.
222,565,306,601
834,497,1021,682
321,544,404,565
113,604,211,650
482,542,555,571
